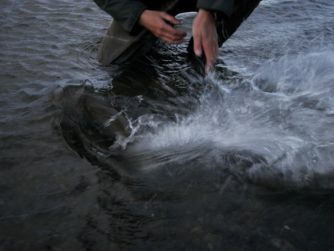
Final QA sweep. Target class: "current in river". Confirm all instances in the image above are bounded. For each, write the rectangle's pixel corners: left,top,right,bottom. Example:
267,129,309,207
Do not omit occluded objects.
1,0,334,250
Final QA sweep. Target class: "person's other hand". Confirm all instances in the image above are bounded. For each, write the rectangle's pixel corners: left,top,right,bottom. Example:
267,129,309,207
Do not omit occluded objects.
192,9,219,72
139,10,186,44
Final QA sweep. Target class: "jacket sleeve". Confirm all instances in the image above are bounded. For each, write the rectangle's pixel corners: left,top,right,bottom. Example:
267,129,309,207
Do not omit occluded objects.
197,0,235,17
93,0,147,34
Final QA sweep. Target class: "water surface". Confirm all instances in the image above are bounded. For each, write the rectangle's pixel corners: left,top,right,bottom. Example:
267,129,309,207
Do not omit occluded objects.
1,0,334,250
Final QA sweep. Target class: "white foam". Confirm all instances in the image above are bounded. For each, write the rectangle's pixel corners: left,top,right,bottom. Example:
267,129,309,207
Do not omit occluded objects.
127,49,334,188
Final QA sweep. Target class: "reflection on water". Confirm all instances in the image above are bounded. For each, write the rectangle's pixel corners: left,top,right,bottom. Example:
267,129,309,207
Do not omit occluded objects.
1,0,334,250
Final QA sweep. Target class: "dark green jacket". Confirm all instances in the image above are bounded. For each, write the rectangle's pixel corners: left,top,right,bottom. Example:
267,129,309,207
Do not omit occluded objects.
93,0,235,34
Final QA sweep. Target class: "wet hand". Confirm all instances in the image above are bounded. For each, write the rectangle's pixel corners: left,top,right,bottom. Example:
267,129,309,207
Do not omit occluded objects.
139,10,186,44
192,9,219,72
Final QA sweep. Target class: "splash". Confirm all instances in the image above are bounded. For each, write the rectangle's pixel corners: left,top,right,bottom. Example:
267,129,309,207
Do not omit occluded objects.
124,50,334,189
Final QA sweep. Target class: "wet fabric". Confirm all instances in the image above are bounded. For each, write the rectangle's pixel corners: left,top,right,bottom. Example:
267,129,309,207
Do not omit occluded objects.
93,0,237,33
96,0,261,65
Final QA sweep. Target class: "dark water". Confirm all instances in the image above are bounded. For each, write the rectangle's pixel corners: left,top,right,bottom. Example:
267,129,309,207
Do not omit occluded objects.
1,0,334,250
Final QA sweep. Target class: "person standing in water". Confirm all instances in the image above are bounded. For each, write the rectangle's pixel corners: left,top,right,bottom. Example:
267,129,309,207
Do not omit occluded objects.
93,0,261,72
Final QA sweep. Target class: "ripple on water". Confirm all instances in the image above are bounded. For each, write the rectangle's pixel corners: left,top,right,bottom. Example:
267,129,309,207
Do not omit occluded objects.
57,46,334,190
2,0,334,250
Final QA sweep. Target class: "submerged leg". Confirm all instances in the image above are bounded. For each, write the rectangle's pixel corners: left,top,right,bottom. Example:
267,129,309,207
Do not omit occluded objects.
97,22,156,66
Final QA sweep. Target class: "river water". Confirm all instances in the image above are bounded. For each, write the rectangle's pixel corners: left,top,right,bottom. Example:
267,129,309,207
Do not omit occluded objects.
1,0,334,250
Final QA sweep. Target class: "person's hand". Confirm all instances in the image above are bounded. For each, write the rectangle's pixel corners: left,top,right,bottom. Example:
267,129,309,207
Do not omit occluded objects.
139,10,186,44
192,9,219,72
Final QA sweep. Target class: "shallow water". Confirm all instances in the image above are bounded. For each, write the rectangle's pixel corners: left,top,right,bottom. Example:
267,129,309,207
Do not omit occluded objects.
1,0,334,250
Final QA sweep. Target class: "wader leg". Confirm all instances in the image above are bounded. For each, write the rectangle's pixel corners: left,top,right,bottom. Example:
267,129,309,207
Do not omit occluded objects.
97,0,260,66
98,0,184,66
97,22,155,66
